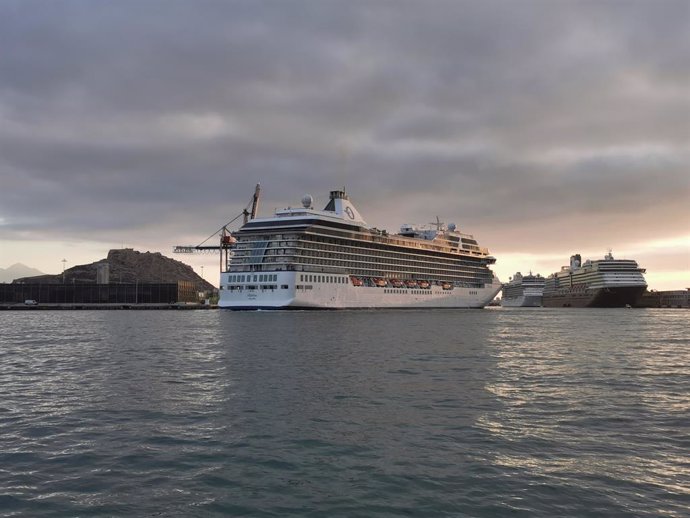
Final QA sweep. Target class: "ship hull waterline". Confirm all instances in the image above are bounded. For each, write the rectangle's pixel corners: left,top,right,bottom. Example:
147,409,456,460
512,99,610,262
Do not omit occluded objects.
501,294,543,308
219,272,502,310
543,286,646,308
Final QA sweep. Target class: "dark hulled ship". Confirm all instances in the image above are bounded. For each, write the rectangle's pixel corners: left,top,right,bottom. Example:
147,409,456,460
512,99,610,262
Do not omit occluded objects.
543,252,647,308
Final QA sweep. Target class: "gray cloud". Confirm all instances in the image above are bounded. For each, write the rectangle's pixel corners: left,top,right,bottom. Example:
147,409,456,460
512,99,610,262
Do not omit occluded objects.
1,0,688,262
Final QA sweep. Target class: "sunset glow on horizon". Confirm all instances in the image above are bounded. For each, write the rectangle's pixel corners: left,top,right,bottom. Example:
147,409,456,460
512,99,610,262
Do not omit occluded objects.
1,1,688,292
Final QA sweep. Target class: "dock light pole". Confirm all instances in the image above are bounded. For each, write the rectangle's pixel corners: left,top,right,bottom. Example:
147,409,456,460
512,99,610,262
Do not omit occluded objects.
62,258,67,283
201,265,204,280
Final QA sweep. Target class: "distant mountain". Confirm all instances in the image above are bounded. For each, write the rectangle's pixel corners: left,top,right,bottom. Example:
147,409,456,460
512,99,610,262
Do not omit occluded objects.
12,248,215,291
0,263,45,283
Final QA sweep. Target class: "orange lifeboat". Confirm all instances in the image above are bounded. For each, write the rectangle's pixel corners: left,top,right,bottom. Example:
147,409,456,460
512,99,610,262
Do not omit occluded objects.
441,282,452,290
373,278,387,287
418,280,430,289
405,280,417,288
350,276,363,287
390,279,404,288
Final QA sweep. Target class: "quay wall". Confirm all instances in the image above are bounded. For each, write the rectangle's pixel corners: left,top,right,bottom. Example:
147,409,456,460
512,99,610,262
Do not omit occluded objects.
0,281,199,305
636,289,689,308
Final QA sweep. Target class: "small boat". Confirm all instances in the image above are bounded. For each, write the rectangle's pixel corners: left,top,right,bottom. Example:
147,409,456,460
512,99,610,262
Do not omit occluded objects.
373,278,387,287
418,280,430,289
390,279,404,288
441,282,453,290
405,280,418,288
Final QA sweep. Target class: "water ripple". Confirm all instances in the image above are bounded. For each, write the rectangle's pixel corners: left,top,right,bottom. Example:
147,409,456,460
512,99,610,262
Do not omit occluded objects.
0,308,688,516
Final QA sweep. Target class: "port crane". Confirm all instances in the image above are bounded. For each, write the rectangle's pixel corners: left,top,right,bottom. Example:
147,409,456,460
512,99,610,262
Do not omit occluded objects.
173,184,261,272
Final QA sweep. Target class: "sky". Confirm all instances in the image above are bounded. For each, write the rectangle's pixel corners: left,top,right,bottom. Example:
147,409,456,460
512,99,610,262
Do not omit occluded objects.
1,0,688,290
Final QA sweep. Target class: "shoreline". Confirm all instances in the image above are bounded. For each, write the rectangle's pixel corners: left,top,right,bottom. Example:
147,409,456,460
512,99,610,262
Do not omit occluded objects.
0,303,218,310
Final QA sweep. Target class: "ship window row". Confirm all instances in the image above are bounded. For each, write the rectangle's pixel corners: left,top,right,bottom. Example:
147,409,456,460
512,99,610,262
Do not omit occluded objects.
234,242,298,252
297,226,431,248
306,228,490,256
298,274,348,284
232,256,491,285
237,247,487,272
291,254,491,279
305,225,476,252
227,285,283,291
382,289,433,296
236,226,490,259
297,256,484,277
303,230,457,256
236,243,484,269
235,232,488,265
382,289,453,296
229,236,492,288
227,257,488,286
233,245,489,274
235,235,451,259
548,272,644,286
299,240,453,259
299,235,487,264
228,274,278,283
239,229,454,256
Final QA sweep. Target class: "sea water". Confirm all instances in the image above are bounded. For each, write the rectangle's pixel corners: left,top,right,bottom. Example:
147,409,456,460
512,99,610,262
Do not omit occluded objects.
0,308,688,517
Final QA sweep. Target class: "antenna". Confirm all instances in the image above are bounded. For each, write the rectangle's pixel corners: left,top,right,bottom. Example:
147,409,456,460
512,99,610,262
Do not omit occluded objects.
338,143,350,189
428,216,445,231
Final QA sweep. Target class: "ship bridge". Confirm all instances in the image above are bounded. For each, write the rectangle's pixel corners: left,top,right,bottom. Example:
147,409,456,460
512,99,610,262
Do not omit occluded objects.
269,189,369,228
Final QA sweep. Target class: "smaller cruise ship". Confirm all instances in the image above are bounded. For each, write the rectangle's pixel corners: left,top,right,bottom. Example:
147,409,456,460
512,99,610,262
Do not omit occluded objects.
543,252,647,307
501,272,545,307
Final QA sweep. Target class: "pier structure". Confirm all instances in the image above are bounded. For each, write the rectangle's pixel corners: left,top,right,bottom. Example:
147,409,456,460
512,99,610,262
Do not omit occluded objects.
0,281,200,306
636,289,690,308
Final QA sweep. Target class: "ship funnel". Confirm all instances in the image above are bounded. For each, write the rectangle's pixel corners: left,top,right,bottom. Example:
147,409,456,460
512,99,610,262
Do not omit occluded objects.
323,189,368,226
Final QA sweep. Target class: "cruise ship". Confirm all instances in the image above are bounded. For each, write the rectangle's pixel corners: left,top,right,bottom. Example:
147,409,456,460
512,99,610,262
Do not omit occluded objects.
501,272,545,307
543,252,647,307
219,189,502,309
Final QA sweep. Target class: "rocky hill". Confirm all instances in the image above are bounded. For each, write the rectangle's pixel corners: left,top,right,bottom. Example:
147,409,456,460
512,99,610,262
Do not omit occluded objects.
13,249,215,291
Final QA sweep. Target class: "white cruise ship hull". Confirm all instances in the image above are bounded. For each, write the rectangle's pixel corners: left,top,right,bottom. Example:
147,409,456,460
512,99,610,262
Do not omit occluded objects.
219,272,502,309
501,294,542,307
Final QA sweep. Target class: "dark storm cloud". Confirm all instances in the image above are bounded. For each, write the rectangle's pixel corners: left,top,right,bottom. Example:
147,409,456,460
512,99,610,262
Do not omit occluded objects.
0,0,688,254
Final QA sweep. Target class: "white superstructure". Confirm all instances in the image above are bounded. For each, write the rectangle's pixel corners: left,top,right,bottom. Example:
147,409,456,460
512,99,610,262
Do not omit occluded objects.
543,252,647,307
219,189,502,309
501,272,545,307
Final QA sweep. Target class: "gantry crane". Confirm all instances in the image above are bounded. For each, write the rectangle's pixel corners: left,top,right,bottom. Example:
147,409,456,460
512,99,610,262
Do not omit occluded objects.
173,184,261,272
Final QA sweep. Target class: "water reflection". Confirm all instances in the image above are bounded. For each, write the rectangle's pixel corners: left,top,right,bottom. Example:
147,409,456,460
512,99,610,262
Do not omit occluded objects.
478,308,690,512
1,308,687,516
